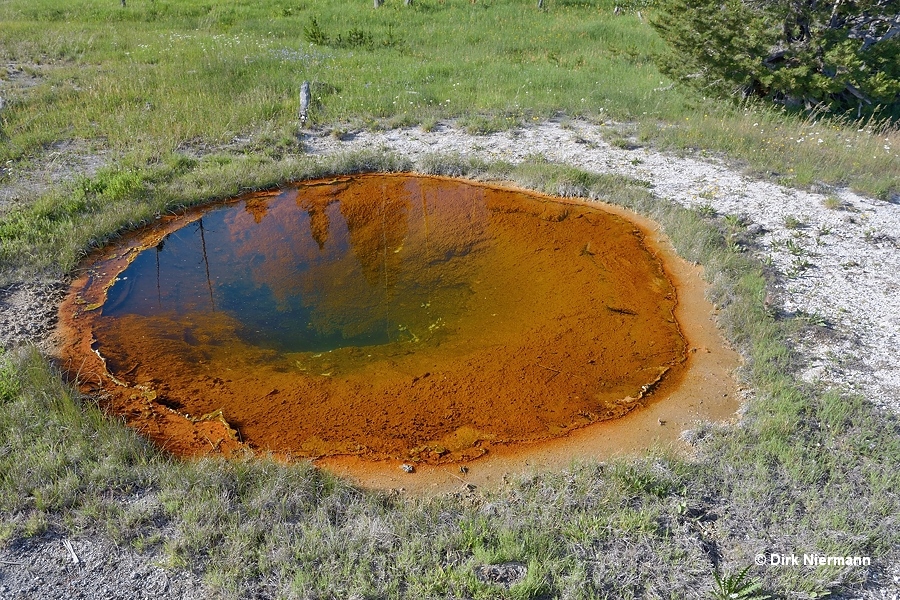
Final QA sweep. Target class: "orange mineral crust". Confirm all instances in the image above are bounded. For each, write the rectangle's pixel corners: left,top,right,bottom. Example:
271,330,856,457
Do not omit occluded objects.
57,174,699,464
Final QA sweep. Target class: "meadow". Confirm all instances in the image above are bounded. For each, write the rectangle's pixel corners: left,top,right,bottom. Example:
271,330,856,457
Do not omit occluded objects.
1,0,899,598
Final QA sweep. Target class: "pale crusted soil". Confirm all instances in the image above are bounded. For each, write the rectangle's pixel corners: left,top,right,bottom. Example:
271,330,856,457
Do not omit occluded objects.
1,119,898,599
0,139,109,219
303,121,900,413
0,281,67,352
0,534,208,600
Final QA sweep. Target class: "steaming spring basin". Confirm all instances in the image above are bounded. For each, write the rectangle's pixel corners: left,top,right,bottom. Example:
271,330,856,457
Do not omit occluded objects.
60,174,688,463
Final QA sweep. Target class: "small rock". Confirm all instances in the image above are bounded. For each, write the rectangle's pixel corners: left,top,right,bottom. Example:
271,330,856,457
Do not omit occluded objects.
400,463,415,473
459,466,468,474
474,562,527,587
746,223,765,236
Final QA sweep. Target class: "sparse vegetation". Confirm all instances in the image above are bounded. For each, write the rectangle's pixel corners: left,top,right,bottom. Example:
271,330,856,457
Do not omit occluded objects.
782,238,807,256
822,195,844,210
783,214,805,230
695,202,717,218
711,565,769,600
303,17,405,52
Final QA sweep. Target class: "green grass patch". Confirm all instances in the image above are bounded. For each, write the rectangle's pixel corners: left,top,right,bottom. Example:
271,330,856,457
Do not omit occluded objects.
0,0,897,198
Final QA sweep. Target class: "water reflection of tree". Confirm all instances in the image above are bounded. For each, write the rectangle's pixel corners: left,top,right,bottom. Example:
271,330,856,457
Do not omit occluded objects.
244,197,269,224
296,194,333,251
196,219,216,310
339,181,410,289
155,237,166,309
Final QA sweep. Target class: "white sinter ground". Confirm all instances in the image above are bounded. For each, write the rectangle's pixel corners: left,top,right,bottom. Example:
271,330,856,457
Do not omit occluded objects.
305,120,900,414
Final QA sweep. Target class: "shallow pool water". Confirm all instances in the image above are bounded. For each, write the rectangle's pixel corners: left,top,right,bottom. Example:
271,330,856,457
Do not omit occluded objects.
61,174,688,463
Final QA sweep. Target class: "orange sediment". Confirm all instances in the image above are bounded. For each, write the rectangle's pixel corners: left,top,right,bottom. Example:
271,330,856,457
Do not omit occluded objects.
56,174,737,482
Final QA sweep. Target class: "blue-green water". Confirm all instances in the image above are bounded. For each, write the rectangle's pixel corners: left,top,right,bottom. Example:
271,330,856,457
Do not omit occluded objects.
103,176,487,353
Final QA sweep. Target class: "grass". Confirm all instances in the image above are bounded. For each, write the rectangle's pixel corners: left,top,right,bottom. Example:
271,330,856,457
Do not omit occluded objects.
2,155,899,598
0,0,669,158
1,0,899,597
711,566,769,600
822,196,844,210
0,0,897,199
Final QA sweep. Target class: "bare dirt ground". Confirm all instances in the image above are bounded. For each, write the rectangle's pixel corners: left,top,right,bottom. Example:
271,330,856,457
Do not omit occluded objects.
0,533,209,600
1,119,898,599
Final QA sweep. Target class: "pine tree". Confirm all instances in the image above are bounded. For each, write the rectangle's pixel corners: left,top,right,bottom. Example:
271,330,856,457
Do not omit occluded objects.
652,0,900,117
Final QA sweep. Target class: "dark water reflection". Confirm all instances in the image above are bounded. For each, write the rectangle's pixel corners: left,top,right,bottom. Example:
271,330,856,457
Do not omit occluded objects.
104,176,487,353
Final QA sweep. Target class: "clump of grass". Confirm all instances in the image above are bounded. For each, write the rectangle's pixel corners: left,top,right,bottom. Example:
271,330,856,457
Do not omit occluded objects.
419,116,439,133
783,214,804,229
0,349,19,404
711,566,769,600
460,114,522,135
822,195,843,210
695,202,717,218
723,214,746,230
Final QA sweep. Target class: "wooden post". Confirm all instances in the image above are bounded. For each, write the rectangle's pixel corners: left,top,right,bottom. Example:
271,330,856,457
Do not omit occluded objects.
538,0,543,8
299,81,311,126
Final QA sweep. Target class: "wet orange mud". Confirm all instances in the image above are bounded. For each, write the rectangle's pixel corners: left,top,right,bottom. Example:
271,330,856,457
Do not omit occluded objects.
57,174,739,491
